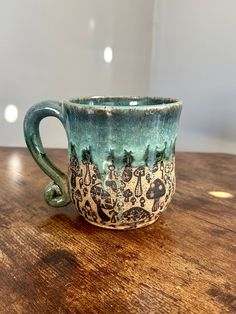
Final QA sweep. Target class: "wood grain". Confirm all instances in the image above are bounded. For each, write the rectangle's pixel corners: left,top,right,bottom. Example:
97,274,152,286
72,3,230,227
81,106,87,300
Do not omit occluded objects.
0,147,235,313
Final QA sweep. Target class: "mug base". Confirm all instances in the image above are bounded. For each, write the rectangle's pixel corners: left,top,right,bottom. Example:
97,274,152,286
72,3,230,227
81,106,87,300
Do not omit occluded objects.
83,215,160,230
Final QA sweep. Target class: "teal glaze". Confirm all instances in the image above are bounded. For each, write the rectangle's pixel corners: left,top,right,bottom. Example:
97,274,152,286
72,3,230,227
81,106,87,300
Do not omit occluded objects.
24,96,182,208
24,100,71,207
65,97,182,172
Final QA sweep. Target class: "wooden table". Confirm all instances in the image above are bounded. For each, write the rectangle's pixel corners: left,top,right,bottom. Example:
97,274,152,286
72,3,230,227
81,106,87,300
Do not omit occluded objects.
0,148,235,314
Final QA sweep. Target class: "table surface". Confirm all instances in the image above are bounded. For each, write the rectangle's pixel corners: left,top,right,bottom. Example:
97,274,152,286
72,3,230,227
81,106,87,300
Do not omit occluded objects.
0,147,235,314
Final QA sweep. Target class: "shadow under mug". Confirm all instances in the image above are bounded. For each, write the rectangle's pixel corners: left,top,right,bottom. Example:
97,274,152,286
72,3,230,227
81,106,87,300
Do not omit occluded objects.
24,96,182,230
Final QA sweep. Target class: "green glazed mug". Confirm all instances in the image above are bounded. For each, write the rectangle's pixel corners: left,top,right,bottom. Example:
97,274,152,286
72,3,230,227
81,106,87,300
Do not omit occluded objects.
24,96,182,230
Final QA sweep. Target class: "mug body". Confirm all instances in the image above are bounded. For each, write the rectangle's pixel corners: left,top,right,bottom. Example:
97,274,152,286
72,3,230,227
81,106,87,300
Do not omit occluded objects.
64,97,182,229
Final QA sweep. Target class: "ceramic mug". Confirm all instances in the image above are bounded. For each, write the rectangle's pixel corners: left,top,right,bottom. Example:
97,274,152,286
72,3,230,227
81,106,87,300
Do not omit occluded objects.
24,97,182,229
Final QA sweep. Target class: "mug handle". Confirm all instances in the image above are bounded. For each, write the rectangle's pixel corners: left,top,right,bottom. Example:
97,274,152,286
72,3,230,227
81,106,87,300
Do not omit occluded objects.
24,100,71,207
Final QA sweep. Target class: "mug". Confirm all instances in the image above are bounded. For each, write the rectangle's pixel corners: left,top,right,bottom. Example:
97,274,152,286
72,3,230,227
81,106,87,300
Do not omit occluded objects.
24,97,182,229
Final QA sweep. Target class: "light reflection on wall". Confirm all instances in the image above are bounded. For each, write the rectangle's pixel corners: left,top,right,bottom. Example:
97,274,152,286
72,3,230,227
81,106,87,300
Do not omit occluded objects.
104,46,113,63
89,18,95,31
4,104,18,123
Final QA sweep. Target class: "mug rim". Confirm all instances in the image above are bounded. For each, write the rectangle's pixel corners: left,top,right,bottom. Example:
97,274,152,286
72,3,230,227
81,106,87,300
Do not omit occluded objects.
66,96,183,110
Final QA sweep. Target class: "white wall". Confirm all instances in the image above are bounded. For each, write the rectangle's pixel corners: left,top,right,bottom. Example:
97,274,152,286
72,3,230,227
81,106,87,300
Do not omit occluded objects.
0,0,235,154
150,0,236,154
0,0,154,147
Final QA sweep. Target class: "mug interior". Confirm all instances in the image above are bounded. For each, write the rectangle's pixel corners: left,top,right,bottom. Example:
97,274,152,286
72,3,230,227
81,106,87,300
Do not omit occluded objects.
70,96,180,108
